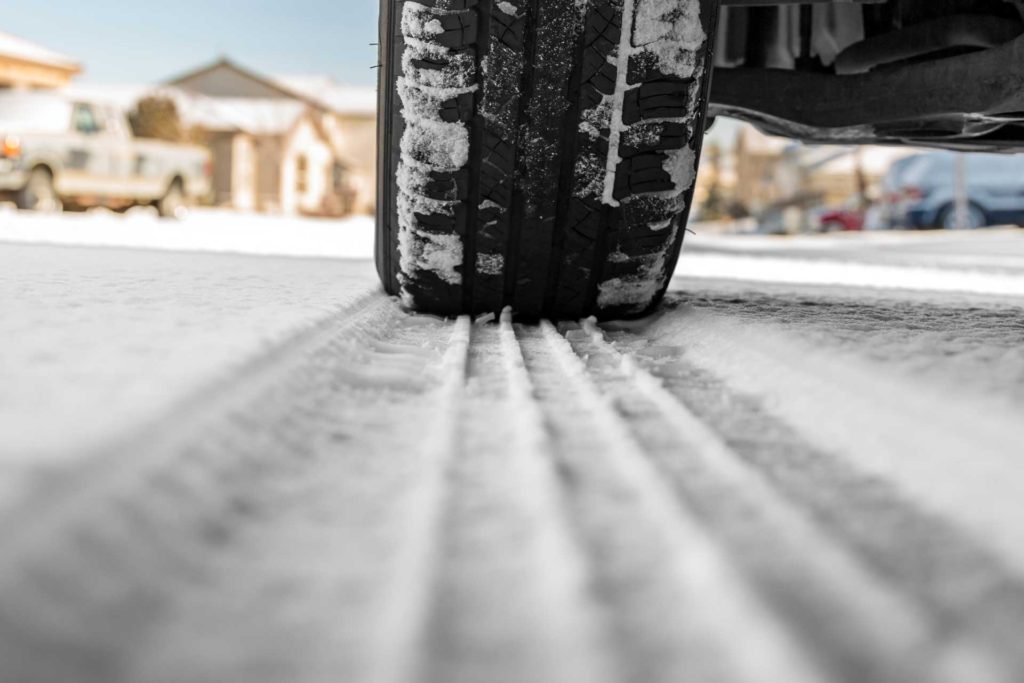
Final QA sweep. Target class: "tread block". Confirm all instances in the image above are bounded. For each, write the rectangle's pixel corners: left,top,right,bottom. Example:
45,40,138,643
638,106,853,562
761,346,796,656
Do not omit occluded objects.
492,5,526,50
403,5,479,49
621,121,690,157
423,169,471,201
413,204,468,235
613,152,676,200
439,91,477,122
622,78,696,125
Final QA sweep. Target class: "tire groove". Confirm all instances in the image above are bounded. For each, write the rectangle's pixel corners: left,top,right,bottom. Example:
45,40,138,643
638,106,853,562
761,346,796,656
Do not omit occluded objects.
544,8,588,317
502,0,539,310
462,0,493,313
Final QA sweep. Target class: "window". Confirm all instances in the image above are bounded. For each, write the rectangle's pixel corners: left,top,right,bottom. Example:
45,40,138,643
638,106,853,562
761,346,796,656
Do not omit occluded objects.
296,155,308,194
72,104,103,135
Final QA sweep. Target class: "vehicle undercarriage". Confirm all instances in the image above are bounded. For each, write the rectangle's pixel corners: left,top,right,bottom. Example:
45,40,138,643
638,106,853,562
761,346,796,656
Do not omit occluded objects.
712,0,1024,151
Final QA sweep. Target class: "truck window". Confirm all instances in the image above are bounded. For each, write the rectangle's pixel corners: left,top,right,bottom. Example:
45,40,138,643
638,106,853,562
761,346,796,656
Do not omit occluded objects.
72,104,104,135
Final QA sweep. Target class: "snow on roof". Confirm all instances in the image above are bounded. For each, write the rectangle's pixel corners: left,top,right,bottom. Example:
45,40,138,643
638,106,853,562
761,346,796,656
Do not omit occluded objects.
59,82,311,136
172,92,308,135
274,75,377,117
0,31,79,71
61,83,153,110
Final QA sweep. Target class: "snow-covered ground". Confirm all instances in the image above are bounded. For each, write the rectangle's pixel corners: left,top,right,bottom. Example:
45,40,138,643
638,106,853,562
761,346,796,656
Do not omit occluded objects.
0,205,376,259
2,208,1024,682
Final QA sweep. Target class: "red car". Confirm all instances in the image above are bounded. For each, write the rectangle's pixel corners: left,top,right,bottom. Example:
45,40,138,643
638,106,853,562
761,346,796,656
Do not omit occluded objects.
818,209,865,232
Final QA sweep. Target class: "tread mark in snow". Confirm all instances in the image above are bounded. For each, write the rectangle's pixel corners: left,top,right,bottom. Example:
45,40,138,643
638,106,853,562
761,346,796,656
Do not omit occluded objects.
569,321,1015,683
509,320,829,683
0,300,471,683
421,311,613,683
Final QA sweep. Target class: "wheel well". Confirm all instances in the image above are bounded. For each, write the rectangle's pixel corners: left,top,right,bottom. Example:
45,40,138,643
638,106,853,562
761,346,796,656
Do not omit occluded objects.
28,164,54,180
155,176,186,206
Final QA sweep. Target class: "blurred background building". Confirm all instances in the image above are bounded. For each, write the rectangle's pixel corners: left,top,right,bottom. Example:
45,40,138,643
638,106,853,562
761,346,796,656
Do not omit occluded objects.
1,28,376,218
0,30,80,90
165,59,376,217
2,23,1020,232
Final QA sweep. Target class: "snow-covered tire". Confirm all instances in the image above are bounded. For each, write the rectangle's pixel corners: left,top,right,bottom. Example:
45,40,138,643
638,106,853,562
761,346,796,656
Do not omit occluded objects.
377,0,720,319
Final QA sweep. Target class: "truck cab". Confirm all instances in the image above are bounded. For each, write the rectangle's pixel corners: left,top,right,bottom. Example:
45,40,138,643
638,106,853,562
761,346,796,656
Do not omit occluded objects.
0,90,211,217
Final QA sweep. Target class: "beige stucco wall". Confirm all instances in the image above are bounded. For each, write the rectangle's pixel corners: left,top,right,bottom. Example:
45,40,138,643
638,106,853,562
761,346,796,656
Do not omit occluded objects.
255,136,283,213
231,134,257,212
280,118,334,216
322,113,377,215
207,133,235,206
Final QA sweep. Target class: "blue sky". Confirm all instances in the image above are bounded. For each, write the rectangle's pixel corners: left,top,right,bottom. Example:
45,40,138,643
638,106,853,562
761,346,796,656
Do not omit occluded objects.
3,0,381,85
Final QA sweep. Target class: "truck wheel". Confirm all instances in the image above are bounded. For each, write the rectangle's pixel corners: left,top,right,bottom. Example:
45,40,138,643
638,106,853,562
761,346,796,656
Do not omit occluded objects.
377,0,721,319
158,180,187,220
17,168,62,213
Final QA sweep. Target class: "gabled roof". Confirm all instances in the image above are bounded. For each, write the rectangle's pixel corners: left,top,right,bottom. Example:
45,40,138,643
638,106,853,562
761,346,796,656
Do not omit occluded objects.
0,31,80,72
273,75,376,117
164,56,376,119
165,57,299,100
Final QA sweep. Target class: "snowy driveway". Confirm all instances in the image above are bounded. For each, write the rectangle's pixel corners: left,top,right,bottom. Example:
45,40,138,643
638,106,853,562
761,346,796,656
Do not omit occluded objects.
2,210,1024,682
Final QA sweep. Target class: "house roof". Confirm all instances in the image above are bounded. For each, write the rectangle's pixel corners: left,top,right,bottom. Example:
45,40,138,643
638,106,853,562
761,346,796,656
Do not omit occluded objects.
0,31,80,72
61,83,153,110
171,91,309,136
164,57,375,119
165,57,299,99
61,81,310,136
273,75,377,117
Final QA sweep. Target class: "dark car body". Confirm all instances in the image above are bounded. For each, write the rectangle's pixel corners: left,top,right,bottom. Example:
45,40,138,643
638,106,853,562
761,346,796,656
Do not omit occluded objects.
880,152,1024,229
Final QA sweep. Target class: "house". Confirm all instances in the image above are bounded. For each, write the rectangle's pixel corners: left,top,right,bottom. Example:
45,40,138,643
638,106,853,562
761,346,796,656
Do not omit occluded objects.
0,31,81,89
733,124,793,215
165,58,376,216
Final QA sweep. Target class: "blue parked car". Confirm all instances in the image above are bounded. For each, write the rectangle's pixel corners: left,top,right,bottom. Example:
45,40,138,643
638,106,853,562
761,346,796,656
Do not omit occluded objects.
884,152,1024,230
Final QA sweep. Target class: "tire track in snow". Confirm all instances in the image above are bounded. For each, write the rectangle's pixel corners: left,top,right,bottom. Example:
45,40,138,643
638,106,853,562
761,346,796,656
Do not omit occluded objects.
420,311,612,683
569,321,1015,683
512,321,829,683
0,297,469,683
638,308,1024,579
611,324,1024,681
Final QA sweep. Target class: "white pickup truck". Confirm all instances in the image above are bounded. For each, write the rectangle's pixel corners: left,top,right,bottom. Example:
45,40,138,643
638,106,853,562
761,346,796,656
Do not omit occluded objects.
0,91,210,217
